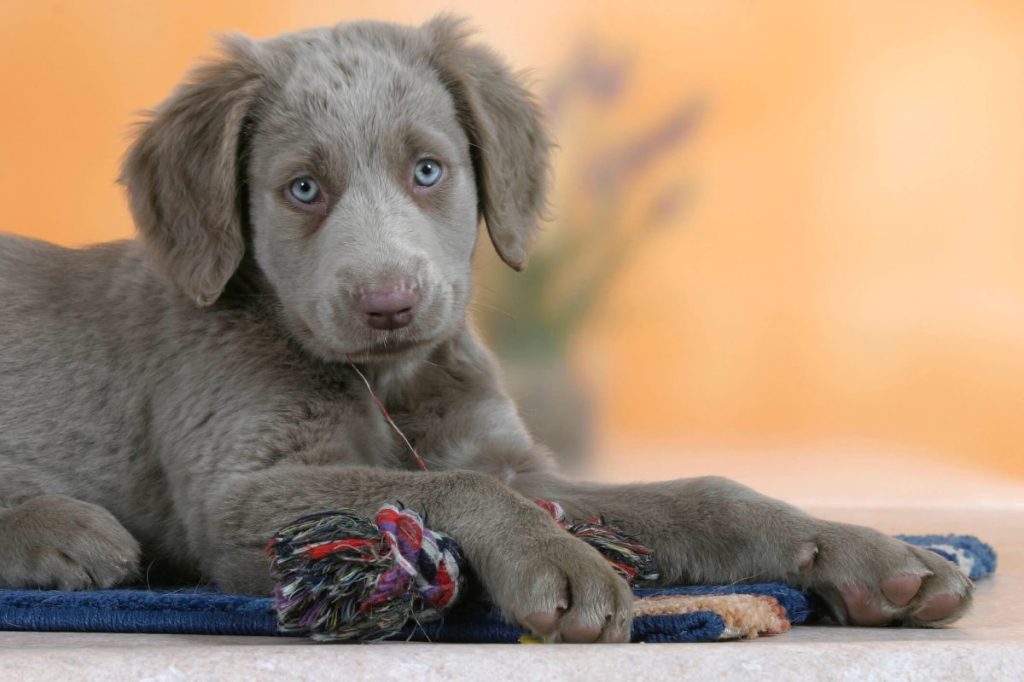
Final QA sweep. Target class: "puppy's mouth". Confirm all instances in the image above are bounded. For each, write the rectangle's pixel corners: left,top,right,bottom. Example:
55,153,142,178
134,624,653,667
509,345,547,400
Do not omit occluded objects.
286,312,428,364
349,334,426,360
294,287,456,363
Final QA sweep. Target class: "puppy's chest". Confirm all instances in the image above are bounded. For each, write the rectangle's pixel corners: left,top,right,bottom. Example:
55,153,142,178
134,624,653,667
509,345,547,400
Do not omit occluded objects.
280,389,427,471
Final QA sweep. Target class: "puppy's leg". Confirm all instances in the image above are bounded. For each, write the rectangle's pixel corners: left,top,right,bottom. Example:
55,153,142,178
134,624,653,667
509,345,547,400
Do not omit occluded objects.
0,495,141,589
510,473,972,627
206,466,632,642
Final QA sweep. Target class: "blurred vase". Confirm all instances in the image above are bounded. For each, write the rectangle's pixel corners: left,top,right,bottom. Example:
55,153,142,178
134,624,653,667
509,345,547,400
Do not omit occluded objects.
501,356,594,473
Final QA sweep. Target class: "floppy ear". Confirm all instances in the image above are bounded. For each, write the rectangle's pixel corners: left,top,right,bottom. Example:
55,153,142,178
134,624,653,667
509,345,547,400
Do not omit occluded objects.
425,16,551,271
120,36,264,307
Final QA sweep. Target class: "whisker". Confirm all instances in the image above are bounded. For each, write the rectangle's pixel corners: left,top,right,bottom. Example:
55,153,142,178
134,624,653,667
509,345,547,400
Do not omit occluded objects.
468,301,515,319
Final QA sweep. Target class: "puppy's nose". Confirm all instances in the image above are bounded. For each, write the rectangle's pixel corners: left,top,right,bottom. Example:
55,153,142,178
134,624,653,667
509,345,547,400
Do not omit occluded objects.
357,280,420,330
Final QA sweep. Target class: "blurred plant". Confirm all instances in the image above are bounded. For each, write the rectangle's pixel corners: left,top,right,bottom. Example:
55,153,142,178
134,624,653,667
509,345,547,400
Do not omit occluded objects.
477,42,705,362
472,40,704,469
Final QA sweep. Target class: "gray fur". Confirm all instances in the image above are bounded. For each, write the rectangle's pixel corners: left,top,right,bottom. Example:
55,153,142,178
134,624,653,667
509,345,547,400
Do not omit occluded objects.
0,16,970,642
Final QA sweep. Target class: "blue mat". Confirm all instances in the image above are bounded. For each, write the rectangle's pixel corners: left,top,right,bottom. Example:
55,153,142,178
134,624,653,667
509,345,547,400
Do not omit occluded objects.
0,534,995,643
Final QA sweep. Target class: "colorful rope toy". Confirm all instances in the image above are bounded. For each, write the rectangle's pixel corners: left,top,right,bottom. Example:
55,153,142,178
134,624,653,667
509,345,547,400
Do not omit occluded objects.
267,499,658,642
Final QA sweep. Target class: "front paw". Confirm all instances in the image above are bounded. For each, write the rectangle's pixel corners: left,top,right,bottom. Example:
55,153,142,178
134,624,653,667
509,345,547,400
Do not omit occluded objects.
803,523,973,627
479,531,633,642
0,495,141,590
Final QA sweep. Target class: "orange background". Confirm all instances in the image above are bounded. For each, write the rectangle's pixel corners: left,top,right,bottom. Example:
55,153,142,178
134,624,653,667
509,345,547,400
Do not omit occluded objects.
2,2,1022,499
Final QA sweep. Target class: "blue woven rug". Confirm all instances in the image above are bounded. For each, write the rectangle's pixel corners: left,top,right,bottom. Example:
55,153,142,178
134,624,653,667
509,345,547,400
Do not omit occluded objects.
0,534,995,643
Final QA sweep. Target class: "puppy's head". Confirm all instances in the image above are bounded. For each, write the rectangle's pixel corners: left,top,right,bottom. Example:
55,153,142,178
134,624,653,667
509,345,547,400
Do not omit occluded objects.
120,16,549,361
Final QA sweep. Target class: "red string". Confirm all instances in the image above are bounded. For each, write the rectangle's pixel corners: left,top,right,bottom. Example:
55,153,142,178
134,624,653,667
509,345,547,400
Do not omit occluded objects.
346,357,429,472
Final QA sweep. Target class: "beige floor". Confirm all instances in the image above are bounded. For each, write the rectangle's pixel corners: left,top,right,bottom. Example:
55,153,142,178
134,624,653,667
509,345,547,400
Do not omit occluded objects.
2,448,1024,675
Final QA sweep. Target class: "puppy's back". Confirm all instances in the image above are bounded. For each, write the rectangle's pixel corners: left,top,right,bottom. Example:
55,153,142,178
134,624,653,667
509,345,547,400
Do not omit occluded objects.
0,236,166,504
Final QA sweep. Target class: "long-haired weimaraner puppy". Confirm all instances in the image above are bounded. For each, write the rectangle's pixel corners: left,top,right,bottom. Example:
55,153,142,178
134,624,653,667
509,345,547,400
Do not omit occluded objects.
0,16,971,642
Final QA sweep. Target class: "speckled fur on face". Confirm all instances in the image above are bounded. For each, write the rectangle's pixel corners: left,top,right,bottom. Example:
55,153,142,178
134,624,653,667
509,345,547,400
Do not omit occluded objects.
245,31,481,361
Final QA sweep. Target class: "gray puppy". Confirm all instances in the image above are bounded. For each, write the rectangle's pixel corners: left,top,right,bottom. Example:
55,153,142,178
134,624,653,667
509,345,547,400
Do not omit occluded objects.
0,16,971,642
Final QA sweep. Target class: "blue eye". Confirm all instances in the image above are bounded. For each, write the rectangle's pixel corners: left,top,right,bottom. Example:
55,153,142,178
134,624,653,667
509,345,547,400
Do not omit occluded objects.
413,159,442,187
289,177,321,204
